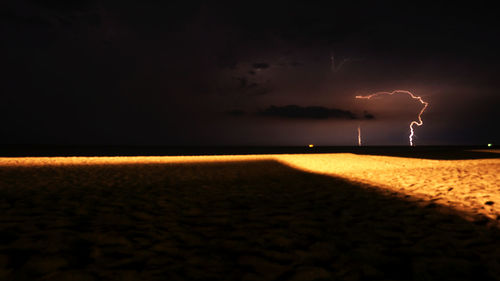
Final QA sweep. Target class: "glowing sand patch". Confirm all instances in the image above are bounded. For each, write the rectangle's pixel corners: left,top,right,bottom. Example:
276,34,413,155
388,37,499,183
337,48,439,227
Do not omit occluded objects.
276,154,500,220
1,154,499,221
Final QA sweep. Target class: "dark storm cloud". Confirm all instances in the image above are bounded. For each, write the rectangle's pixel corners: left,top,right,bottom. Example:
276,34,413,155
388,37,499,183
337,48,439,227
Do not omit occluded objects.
252,63,269,69
225,76,270,96
235,77,247,88
8,0,102,24
225,109,246,117
363,111,375,120
30,0,99,11
233,77,258,89
216,54,238,69
2,1,499,145
260,105,365,120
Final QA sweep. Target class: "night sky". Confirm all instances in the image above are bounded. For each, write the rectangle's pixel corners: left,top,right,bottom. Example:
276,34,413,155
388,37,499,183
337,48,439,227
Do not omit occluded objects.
2,1,499,146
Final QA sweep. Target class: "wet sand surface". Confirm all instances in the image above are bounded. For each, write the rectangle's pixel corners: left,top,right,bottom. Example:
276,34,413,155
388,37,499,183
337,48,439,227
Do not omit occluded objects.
1,154,500,280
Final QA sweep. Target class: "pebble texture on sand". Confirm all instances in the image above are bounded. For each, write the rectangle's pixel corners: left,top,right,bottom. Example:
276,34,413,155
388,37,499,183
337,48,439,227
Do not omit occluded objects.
1,154,499,280
276,153,500,221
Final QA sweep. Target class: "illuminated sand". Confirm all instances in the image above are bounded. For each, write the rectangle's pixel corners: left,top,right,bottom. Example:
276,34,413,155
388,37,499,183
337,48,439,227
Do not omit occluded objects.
2,153,499,221
276,153,500,221
1,153,500,280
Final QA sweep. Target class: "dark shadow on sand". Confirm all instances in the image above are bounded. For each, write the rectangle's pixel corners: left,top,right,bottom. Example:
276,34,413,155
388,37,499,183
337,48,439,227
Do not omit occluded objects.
1,160,499,280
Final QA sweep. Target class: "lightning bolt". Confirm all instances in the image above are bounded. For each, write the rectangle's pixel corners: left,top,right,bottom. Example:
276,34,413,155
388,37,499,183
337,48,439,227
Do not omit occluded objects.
357,125,362,146
355,90,429,146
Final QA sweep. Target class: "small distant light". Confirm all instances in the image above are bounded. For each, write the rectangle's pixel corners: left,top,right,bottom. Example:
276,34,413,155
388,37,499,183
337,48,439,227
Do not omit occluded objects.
308,144,314,148
488,143,493,147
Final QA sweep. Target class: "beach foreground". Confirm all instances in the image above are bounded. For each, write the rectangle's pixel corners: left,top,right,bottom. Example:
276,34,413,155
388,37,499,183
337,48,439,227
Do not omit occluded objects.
1,152,500,280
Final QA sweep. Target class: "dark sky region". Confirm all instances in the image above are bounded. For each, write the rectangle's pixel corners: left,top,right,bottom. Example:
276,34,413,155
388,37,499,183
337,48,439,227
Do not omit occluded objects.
1,1,499,146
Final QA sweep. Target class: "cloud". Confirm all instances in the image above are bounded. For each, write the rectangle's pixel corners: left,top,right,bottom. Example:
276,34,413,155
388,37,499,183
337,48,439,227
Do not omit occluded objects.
260,105,373,120
252,63,270,69
225,109,246,116
216,55,238,69
229,77,270,95
234,77,248,88
363,110,375,119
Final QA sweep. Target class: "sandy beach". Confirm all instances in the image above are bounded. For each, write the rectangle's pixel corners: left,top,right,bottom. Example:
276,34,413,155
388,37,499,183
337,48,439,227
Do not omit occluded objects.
1,152,499,280
276,152,500,222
